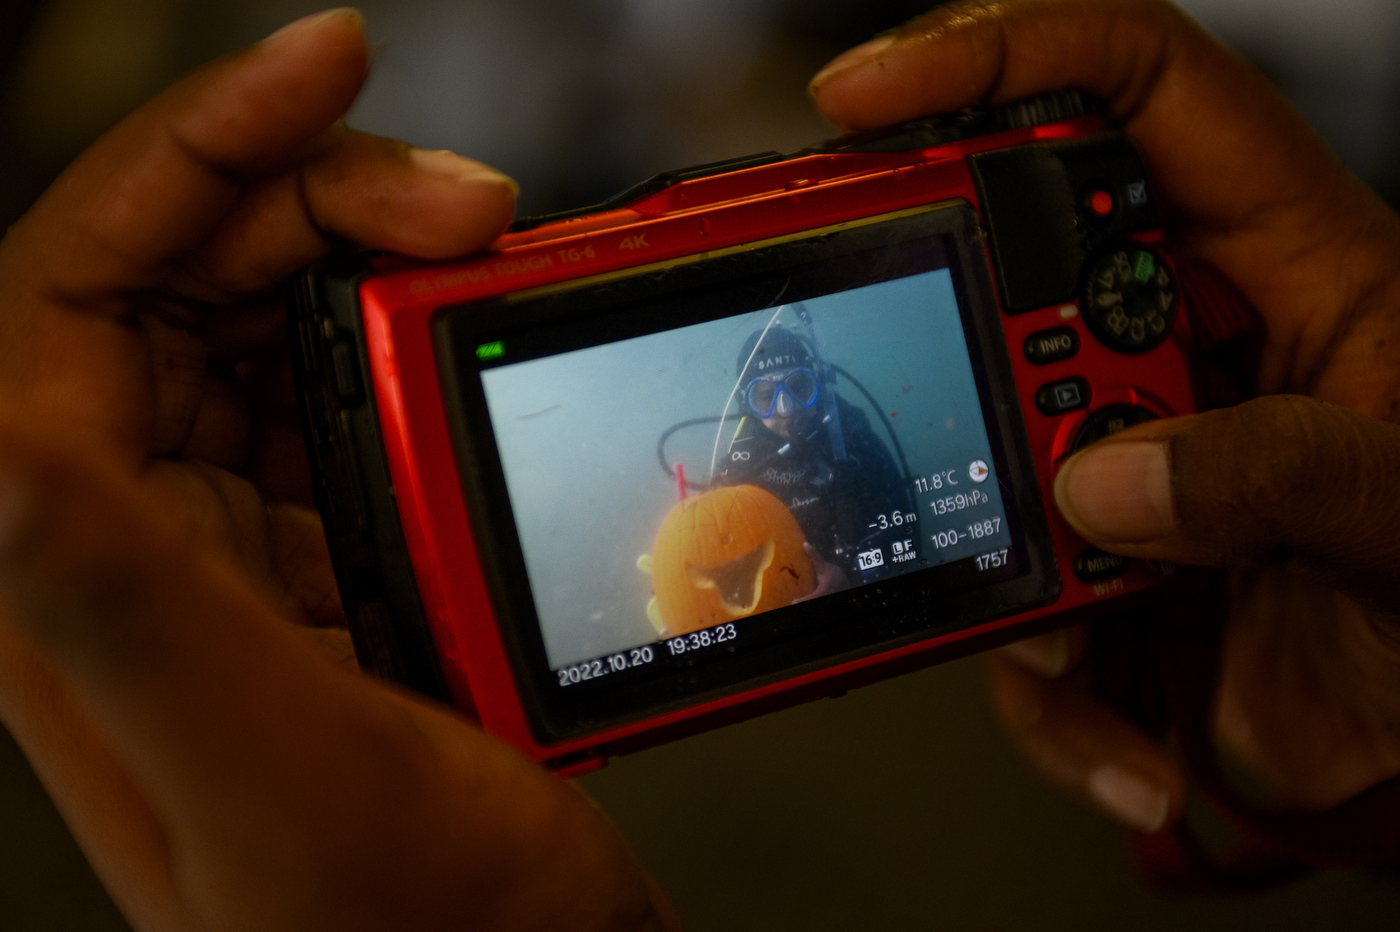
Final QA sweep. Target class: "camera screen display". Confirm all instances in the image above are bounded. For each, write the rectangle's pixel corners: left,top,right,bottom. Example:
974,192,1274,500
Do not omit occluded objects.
436,204,1055,739
481,269,1013,674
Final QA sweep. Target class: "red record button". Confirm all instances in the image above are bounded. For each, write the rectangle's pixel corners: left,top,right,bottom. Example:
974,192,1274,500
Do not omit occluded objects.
1087,189,1115,218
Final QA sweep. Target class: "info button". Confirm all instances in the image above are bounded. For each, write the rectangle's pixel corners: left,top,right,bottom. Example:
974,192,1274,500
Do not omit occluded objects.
1034,377,1090,416
1023,326,1080,365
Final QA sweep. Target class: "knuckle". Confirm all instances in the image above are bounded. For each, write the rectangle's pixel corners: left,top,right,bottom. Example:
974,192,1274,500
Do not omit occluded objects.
1176,395,1400,565
1179,396,1312,523
1226,395,1322,511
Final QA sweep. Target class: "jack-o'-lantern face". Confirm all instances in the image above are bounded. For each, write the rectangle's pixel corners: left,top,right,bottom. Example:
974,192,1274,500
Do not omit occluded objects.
649,485,814,636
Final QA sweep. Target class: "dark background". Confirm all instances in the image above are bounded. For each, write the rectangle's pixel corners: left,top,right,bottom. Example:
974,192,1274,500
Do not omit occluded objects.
4,1,1400,929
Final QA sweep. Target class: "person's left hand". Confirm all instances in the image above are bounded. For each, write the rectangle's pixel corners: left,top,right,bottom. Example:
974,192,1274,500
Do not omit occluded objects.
0,10,678,931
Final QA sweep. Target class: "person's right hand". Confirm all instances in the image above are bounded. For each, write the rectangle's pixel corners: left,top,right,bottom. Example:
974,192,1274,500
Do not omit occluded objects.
811,0,1400,836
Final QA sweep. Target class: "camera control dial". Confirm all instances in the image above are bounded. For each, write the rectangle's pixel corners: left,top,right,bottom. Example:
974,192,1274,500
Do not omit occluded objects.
1071,404,1158,453
1081,241,1178,353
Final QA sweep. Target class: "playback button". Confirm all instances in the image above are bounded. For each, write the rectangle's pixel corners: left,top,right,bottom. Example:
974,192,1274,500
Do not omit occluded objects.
1035,377,1090,416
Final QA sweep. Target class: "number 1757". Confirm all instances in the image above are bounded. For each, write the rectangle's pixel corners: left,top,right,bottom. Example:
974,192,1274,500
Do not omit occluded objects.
976,549,1009,571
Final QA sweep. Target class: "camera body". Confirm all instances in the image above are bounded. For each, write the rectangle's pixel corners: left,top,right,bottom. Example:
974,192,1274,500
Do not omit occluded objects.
292,92,1209,776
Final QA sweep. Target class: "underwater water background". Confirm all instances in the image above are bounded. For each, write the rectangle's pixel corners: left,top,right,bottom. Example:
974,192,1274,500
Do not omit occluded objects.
482,266,1013,669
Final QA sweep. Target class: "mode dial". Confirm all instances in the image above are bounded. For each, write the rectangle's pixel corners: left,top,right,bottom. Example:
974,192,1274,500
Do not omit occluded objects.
1081,241,1178,353
1071,404,1158,453
990,90,1096,131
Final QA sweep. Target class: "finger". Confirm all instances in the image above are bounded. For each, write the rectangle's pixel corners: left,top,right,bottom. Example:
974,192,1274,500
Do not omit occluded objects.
0,10,367,458
145,303,306,474
994,624,1088,679
299,625,360,671
0,9,515,460
181,128,516,296
0,417,677,932
2,9,370,310
267,502,345,628
988,653,1185,832
1053,395,1400,613
807,0,1400,398
808,0,1340,233
1214,566,1400,810
136,461,342,627
812,0,1176,126
5,10,514,305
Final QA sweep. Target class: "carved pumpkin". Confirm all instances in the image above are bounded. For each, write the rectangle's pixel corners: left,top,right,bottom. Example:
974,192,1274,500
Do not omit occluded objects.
650,484,814,636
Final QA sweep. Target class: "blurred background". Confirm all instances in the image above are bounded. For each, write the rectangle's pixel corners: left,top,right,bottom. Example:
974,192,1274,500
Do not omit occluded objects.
4,0,1400,929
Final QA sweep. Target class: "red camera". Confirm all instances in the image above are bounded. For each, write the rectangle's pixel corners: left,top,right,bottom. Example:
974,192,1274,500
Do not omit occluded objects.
291,91,1208,777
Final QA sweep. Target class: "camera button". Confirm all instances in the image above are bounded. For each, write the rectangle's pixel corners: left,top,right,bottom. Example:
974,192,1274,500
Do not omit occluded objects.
1070,403,1157,452
1023,327,1080,365
1035,377,1090,416
1074,548,1131,583
330,340,365,408
1081,241,1179,353
1086,188,1115,218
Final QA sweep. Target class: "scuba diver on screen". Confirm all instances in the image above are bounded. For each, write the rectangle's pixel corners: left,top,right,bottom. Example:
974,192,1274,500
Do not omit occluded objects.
713,320,917,594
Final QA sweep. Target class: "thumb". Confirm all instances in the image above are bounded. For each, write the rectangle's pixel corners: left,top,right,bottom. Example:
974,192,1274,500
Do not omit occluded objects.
1053,395,1400,612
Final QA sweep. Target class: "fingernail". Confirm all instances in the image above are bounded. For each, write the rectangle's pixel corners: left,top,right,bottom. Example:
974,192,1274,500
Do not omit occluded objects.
409,148,519,197
1089,766,1170,833
263,8,365,45
1000,630,1072,678
810,34,896,90
1054,442,1174,543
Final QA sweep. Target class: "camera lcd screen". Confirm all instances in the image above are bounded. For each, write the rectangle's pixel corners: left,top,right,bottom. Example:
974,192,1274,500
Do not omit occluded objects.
482,269,1013,669
435,204,1057,742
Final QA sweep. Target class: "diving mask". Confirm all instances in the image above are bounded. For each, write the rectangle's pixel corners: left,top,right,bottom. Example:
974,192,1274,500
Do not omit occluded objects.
744,367,820,419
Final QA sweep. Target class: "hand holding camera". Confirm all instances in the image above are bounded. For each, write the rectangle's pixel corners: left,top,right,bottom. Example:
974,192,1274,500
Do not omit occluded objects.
0,10,676,932
0,1,1398,929
813,0,1400,849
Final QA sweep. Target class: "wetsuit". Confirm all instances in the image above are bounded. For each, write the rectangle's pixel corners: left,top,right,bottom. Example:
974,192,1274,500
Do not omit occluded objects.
715,395,917,583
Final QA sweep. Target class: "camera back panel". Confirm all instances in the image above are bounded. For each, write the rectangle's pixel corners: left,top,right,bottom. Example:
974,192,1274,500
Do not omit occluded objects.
291,93,1204,774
